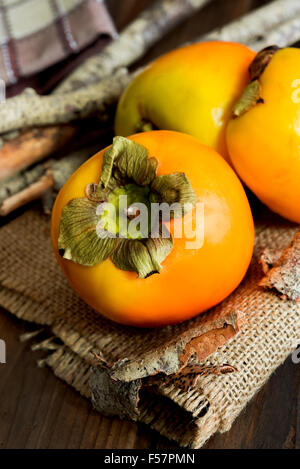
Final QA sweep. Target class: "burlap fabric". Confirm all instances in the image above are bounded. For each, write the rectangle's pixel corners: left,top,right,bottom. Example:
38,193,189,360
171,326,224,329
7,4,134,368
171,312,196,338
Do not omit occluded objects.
0,208,299,448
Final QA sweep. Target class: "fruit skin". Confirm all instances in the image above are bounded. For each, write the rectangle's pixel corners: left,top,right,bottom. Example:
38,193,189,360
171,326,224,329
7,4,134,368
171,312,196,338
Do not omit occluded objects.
115,41,255,162
51,131,254,328
227,47,300,224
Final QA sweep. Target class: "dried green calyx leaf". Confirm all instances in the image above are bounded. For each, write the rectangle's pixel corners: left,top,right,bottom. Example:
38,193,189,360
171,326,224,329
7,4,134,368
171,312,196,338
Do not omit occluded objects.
145,225,174,272
232,80,263,118
101,136,158,189
58,136,197,278
58,198,116,266
111,226,173,279
151,172,198,218
232,46,279,119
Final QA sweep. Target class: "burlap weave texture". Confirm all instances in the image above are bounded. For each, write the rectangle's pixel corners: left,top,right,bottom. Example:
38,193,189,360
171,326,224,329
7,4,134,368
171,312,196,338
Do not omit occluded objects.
0,209,299,448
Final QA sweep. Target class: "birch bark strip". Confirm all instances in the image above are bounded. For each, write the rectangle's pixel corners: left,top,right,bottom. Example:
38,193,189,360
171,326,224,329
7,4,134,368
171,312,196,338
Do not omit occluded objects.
249,16,300,51
0,69,130,135
200,0,300,45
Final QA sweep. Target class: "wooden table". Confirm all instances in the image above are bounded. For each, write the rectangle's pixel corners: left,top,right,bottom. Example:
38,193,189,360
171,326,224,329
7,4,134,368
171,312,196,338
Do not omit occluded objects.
0,0,299,449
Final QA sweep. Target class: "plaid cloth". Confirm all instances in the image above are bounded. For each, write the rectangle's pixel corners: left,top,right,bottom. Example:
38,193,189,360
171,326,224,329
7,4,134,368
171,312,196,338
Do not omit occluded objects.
0,0,116,93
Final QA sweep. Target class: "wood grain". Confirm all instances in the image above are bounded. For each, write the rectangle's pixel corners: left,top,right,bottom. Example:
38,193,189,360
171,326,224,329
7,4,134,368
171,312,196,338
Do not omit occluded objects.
0,0,299,450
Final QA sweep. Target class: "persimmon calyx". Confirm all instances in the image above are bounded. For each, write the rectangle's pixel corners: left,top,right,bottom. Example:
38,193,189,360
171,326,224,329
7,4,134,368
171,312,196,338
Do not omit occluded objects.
151,172,198,218
58,136,197,278
58,198,117,266
232,80,263,118
233,45,280,119
111,225,173,279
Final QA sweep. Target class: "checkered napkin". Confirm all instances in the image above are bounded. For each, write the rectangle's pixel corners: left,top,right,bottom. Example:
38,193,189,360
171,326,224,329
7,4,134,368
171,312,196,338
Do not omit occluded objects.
0,0,116,92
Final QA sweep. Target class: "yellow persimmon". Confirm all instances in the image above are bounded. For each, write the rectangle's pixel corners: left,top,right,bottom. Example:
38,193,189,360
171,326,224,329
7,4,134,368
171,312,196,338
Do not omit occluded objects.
227,47,300,223
115,41,255,161
51,131,254,328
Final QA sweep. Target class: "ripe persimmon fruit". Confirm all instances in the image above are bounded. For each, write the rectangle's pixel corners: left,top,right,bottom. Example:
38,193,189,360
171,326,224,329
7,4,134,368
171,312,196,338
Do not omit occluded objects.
227,46,300,223
51,131,254,327
115,42,256,162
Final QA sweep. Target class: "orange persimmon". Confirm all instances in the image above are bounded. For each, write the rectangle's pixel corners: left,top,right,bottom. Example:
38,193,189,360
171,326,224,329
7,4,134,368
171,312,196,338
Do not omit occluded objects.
51,131,254,327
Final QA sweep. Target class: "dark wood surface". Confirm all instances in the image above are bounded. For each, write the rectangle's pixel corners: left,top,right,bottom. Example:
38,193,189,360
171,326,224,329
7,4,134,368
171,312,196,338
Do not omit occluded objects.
0,0,299,450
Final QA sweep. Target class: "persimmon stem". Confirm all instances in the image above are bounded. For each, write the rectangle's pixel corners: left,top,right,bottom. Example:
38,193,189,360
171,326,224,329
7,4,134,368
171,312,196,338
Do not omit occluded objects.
249,46,280,81
136,119,156,133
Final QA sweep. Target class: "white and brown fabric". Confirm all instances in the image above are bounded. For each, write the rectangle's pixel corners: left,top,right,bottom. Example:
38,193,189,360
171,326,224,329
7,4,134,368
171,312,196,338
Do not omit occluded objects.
0,0,116,95
0,206,299,448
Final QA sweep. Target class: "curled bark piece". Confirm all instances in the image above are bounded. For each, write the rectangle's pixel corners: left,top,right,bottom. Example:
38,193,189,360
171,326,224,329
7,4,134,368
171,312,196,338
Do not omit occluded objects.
56,0,213,94
178,326,236,369
90,356,235,418
0,69,130,134
0,145,99,216
108,310,242,383
90,309,241,387
201,0,300,45
90,366,142,420
0,125,76,182
260,230,300,301
259,248,282,275
144,364,237,392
